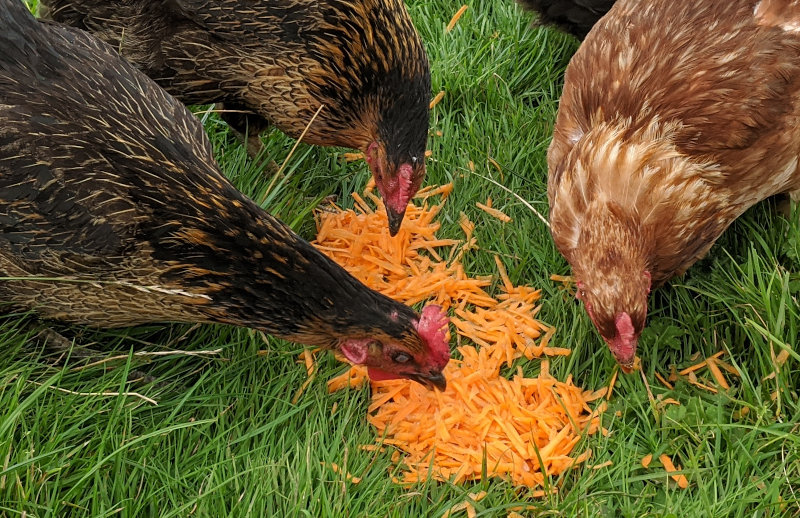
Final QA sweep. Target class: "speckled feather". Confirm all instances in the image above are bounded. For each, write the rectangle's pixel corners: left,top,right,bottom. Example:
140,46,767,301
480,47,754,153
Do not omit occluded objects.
39,0,431,200
0,1,447,384
548,0,800,362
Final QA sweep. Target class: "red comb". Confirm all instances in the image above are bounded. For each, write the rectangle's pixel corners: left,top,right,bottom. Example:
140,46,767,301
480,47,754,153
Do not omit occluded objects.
416,304,450,369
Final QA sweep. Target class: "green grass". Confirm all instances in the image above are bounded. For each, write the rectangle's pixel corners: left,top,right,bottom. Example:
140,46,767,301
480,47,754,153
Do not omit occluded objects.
4,1,800,516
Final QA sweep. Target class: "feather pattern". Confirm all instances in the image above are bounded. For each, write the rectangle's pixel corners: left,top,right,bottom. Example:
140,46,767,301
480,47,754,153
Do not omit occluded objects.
0,0,448,389
548,0,800,366
40,0,432,234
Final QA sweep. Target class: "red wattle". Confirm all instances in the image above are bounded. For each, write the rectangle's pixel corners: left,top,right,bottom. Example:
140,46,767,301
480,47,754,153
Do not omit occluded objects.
367,367,403,381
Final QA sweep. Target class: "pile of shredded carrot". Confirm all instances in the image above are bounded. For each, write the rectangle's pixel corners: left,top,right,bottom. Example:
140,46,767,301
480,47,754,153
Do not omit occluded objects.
310,181,606,489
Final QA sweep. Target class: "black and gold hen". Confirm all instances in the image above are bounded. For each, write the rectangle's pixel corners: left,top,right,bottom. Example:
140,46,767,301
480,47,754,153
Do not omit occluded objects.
40,0,431,235
517,0,614,40
0,0,449,390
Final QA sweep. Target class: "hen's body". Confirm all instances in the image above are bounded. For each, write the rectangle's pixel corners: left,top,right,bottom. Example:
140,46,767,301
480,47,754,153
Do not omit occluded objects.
548,0,800,367
517,0,614,40
0,0,448,389
40,0,431,235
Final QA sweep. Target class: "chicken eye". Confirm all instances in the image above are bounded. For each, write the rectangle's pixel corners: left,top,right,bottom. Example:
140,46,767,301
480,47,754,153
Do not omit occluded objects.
392,352,411,364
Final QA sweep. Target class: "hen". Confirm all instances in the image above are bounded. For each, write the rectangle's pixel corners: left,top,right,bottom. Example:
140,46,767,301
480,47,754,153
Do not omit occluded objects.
517,0,614,40
39,0,431,236
548,0,800,370
0,0,449,390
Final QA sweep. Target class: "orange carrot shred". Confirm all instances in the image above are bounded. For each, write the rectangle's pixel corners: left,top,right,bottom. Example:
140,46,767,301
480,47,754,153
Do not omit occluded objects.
494,255,514,293
446,5,469,32
322,462,361,484
430,91,446,109
641,454,653,468
659,455,689,489
706,358,730,389
678,351,725,376
775,348,791,366
476,202,511,223
312,184,603,489
654,371,674,390
686,371,718,393
302,349,314,376
607,368,619,400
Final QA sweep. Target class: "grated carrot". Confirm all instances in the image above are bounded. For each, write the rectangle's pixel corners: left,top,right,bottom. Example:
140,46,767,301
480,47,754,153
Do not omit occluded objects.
687,372,718,393
322,462,361,484
487,157,502,174
430,91,446,109
714,358,739,376
606,368,619,400
654,371,673,390
641,454,652,468
476,202,511,223
705,358,730,389
446,5,469,32
302,349,314,376
678,351,725,376
311,183,603,489
775,348,791,366
658,454,689,489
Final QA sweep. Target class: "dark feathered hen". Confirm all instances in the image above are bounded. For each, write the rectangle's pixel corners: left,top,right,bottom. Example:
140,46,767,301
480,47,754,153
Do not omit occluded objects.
0,0,449,390
548,0,800,370
40,0,431,236
517,0,614,40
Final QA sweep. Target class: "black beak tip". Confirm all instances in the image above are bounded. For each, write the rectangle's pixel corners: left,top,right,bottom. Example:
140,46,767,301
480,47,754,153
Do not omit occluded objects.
419,372,447,391
386,208,405,236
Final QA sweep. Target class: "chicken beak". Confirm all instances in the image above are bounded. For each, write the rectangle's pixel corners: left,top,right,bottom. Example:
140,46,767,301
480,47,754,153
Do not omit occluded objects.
386,206,406,236
619,363,634,374
410,371,447,391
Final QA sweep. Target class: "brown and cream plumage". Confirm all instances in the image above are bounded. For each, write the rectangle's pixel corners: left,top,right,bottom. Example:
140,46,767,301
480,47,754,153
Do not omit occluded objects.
40,0,431,235
548,0,800,369
0,0,449,390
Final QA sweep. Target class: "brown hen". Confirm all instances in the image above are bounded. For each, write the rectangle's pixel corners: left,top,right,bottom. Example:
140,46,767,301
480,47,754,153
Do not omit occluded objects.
548,0,800,369
0,0,449,390
39,0,431,236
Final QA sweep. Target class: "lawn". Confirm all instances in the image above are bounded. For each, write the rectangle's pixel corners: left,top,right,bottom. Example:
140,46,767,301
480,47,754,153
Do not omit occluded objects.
2,1,800,516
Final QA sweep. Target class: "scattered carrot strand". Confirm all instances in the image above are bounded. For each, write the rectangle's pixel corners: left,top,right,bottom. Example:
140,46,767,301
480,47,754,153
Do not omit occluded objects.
311,184,603,489
446,5,469,32
678,351,725,376
494,255,514,293
659,455,689,489
714,359,740,377
322,462,361,484
476,202,511,223
430,91,446,109
775,348,791,366
654,371,673,390
705,358,730,389
641,454,653,468
302,349,314,376
487,157,502,174
686,372,718,393
606,368,619,400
